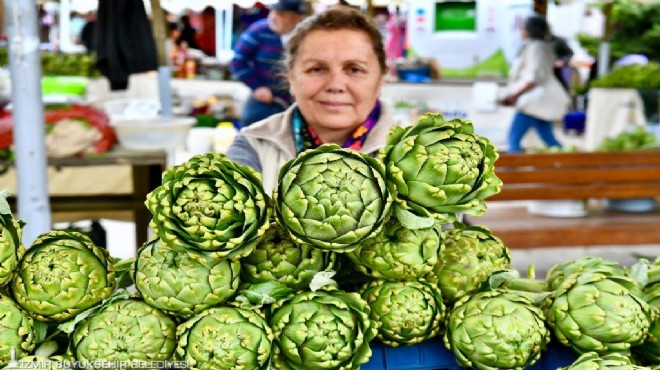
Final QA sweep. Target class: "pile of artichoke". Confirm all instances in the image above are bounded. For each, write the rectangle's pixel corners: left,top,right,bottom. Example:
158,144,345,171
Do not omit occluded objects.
0,113,657,370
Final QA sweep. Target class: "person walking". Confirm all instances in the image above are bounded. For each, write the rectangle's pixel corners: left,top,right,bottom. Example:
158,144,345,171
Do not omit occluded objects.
229,0,305,127
502,14,571,153
227,7,398,193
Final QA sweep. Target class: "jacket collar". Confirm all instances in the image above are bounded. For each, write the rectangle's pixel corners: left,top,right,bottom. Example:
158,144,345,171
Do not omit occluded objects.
241,102,396,157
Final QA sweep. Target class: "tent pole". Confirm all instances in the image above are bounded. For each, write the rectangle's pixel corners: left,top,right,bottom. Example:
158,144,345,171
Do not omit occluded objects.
149,0,173,117
4,0,51,245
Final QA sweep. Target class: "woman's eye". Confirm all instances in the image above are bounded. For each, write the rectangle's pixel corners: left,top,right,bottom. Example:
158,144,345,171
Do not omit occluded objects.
347,66,365,74
307,66,325,73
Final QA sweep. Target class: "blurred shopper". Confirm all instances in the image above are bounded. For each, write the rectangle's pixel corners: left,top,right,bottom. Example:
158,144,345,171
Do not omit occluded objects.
229,0,305,126
550,34,574,91
176,15,199,50
226,7,397,193
80,11,97,53
502,14,570,153
196,6,216,56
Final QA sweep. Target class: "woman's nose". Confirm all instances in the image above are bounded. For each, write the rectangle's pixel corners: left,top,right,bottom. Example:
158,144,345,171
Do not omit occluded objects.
325,71,347,93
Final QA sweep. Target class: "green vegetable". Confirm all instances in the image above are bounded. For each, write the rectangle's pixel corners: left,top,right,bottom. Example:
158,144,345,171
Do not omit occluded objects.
596,126,657,152
274,144,392,253
0,190,24,287
269,287,377,369
11,231,115,322
559,352,650,370
347,219,443,281
444,289,550,370
0,294,38,367
134,238,240,317
241,222,336,290
379,113,502,229
360,279,446,346
426,222,511,304
176,306,273,370
146,153,271,259
70,298,177,368
547,269,656,355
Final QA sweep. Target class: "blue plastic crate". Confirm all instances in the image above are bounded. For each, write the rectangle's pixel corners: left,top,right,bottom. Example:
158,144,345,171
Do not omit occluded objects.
364,336,577,370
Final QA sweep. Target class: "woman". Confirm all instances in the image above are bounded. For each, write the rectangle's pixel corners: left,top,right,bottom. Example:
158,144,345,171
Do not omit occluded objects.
227,7,398,194
502,15,571,153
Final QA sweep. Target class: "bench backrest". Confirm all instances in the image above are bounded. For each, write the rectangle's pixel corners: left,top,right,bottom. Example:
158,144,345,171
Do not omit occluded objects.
490,150,660,201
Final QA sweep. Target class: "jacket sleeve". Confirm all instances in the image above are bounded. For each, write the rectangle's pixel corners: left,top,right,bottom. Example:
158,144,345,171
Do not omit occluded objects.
226,134,262,173
229,26,265,91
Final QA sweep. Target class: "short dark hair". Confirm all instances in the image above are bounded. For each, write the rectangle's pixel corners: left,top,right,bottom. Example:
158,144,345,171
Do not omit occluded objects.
524,14,550,40
284,7,387,75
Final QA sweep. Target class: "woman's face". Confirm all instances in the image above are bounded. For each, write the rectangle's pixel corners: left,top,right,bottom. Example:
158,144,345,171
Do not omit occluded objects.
288,29,384,134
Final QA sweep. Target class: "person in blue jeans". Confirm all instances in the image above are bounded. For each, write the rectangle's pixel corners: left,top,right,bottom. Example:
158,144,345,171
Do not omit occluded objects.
502,15,570,152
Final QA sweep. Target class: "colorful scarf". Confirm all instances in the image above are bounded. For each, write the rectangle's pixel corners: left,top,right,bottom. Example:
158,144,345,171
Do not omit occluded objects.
292,100,381,154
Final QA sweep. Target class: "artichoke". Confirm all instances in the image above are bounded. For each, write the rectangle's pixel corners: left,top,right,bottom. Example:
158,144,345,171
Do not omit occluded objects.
0,190,24,287
444,289,550,370
146,153,271,259
11,230,115,322
426,223,511,304
274,144,392,253
269,287,377,369
241,223,335,290
134,238,241,317
176,306,273,370
347,219,443,281
360,279,446,346
0,294,38,367
559,352,652,370
379,113,502,228
633,257,660,365
547,269,656,355
546,256,623,291
71,298,177,367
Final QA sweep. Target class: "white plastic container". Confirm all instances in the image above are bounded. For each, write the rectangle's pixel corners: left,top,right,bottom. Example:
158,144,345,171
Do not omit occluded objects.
212,121,237,153
112,117,196,151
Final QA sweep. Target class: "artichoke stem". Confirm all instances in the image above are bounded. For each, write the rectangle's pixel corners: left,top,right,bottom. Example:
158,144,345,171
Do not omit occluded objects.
503,277,549,294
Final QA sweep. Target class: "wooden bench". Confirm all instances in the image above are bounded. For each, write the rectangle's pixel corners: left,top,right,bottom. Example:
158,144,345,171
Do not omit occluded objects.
474,150,660,249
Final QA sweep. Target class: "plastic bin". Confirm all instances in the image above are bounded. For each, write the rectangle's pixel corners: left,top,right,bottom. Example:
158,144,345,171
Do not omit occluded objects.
364,336,577,370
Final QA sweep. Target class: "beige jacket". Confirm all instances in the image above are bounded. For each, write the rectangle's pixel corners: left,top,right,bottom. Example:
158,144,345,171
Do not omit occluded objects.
241,103,399,194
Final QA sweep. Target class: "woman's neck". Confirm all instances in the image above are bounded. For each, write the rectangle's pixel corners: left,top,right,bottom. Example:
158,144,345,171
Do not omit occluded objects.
311,126,353,146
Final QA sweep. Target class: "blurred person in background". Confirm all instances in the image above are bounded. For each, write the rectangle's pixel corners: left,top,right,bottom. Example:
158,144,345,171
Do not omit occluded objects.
229,0,305,127
502,14,570,153
196,6,216,56
80,11,97,53
227,7,398,193
176,15,199,50
550,34,574,92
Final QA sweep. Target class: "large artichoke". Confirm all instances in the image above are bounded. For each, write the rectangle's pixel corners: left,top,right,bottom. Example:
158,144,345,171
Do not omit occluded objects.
70,298,177,367
360,279,446,346
444,289,550,370
0,294,38,367
134,238,241,317
379,113,502,228
426,222,511,304
547,269,656,355
0,190,24,287
269,287,377,369
274,144,392,253
11,231,115,322
241,223,335,290
347,219,442,281
176,306,273,370
146,153,271,259
559,352,652,370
